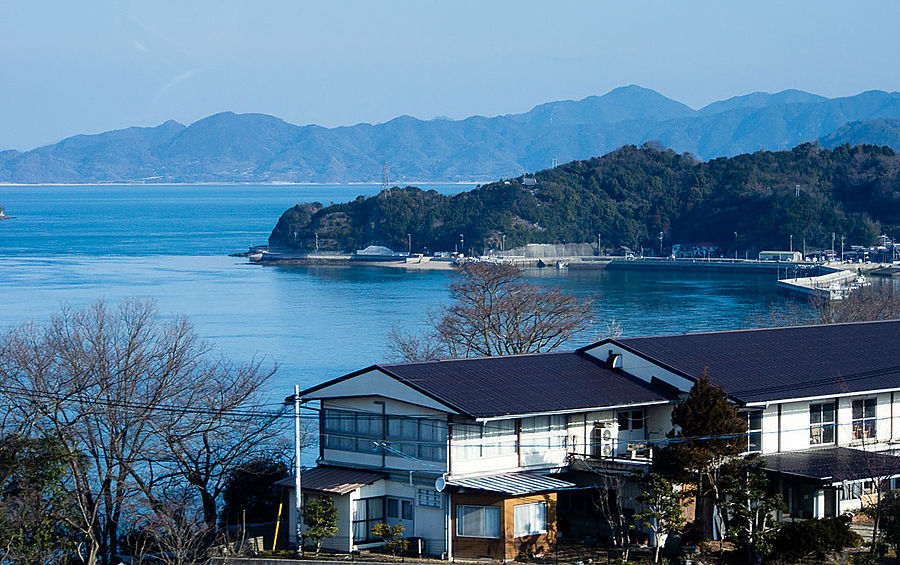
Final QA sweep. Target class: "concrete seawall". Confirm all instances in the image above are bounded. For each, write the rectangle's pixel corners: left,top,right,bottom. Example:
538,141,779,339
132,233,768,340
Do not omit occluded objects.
777,269,858,301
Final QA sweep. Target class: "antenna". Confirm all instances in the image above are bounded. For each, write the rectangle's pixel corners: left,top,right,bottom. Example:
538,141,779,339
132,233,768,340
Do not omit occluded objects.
382,162,390,193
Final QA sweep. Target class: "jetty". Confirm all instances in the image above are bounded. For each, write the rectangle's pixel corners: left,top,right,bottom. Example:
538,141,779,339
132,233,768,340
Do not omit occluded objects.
776,268,867,301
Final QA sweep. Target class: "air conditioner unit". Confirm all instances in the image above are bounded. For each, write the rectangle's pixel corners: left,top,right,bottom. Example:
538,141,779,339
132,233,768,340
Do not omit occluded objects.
593,421,618,458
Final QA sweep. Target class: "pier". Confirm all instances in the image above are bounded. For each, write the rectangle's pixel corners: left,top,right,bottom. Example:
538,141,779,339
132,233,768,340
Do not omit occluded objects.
777,268,860,301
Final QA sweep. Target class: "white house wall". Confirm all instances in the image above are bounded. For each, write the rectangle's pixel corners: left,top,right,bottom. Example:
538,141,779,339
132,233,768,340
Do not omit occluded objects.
287,490,354,553
303,369,457,414
756,392,900,454
357,479,448,556
582,343,694,392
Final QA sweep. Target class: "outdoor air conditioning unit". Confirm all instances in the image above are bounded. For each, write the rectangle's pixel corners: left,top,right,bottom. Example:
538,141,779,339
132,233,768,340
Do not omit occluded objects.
593,421,618,458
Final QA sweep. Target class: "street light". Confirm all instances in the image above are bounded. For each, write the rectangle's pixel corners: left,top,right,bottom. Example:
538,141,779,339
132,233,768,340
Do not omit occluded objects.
459,233,464,255
658,232,663,256
790,234,793,253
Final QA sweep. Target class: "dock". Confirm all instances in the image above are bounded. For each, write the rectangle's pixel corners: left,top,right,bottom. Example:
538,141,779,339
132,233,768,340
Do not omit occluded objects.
776,269,859,301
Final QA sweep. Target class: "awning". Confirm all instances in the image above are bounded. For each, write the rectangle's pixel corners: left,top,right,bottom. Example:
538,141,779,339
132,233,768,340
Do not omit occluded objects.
445,472,574,495
762,447,900,483
277,466,386,495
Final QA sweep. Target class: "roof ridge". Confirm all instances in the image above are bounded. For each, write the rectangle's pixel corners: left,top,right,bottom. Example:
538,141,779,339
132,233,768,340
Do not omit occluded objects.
381,349,579,368
617,318,900,341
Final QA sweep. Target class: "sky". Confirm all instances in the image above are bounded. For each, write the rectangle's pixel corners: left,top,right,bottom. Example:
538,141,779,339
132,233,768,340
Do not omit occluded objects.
2,0,900,151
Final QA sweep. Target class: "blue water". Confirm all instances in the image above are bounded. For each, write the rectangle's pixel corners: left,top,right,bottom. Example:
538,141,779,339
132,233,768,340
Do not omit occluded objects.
0,184,804,400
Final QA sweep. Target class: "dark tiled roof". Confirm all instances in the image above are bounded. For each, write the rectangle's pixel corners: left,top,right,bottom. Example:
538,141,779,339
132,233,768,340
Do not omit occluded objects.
762,447,900,482
613,320,900,403
275,466,386,494
446,472,574,495
379,351,676,419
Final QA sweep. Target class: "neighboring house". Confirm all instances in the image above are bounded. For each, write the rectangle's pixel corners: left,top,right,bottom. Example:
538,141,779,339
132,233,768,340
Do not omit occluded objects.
672,242,720,259
758,250,803,262
290,320,900,558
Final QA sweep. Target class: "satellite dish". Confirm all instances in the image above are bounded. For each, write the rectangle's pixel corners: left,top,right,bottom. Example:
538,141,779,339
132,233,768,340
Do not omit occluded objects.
435,476,446,492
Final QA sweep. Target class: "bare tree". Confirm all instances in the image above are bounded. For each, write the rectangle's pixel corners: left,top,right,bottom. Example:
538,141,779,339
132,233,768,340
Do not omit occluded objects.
390,262,593,361
754,284,900,329
140,357,292,531
590,470,635,560
814,283,900,323
0,299,288,565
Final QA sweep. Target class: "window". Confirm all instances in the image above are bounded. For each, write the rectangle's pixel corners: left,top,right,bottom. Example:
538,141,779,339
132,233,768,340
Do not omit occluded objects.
353,497,385,542
521,415,568,453
418,488,442,508
386,497,413,521
617,409,645,431
483,419,517,457
513,502,548,537
453,421,515,459
323,408,446,462
810,402,836,445
853,399,877,441
741,409,763,452
457,505,501,538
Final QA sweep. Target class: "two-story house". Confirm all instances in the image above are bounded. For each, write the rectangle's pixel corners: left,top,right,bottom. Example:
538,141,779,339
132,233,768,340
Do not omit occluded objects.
289,320,900,559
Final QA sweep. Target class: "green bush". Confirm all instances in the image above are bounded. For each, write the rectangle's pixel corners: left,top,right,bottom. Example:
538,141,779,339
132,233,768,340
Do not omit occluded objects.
771,517,862,561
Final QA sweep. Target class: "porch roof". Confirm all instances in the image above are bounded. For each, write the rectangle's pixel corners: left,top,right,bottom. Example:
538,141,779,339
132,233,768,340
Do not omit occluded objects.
761,447,900,483
445,472,574,495
278,466,386,495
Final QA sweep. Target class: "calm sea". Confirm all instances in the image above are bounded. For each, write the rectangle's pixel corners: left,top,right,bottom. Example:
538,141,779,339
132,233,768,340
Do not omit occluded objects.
0,183,806,399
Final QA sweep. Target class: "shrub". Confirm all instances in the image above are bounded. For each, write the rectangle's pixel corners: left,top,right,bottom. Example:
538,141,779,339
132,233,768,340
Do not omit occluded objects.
771,517,862,561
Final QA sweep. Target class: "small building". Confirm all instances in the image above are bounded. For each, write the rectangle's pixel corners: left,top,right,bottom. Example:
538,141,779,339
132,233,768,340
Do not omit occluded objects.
672,242,719,258
759,250,803,262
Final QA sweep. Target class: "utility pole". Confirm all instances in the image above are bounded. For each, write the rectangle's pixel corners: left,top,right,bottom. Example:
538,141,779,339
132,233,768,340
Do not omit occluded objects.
459,233,464,256
407,233,411,254
790,234,793,253
734,231,738,260
597,233,601,256
832,232,836,261
841,235,845,263
501,234,506,252
293,385,303,556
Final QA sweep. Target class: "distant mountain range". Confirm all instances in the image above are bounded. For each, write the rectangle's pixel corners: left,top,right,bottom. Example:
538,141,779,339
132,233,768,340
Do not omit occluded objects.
4,86,900,184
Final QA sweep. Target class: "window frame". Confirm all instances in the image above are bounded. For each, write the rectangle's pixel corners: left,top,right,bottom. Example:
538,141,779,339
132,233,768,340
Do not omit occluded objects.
456,505,501,539
852,398,877,441
740,408,764,453
809,401,836,446
513,501,548,538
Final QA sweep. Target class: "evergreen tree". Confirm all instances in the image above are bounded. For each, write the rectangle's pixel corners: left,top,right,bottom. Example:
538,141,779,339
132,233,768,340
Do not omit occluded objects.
633,473,686,563
657,371,747,540
302,496,339,555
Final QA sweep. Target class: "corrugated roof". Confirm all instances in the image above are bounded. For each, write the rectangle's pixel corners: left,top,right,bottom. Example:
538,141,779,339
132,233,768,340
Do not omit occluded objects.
380,351,675,418
447,472,574,495
613,320,900,403
276,466,386,495
762,447,900,482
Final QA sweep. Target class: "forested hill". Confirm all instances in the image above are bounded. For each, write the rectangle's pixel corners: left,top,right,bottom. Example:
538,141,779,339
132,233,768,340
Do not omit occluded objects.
269,143,900,254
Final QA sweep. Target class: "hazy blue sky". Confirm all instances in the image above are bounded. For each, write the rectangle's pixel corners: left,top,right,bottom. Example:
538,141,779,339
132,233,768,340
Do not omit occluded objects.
3,1,899,150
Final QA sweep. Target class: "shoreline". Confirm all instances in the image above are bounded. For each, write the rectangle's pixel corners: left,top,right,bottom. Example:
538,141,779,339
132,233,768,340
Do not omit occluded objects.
0,180,485,188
